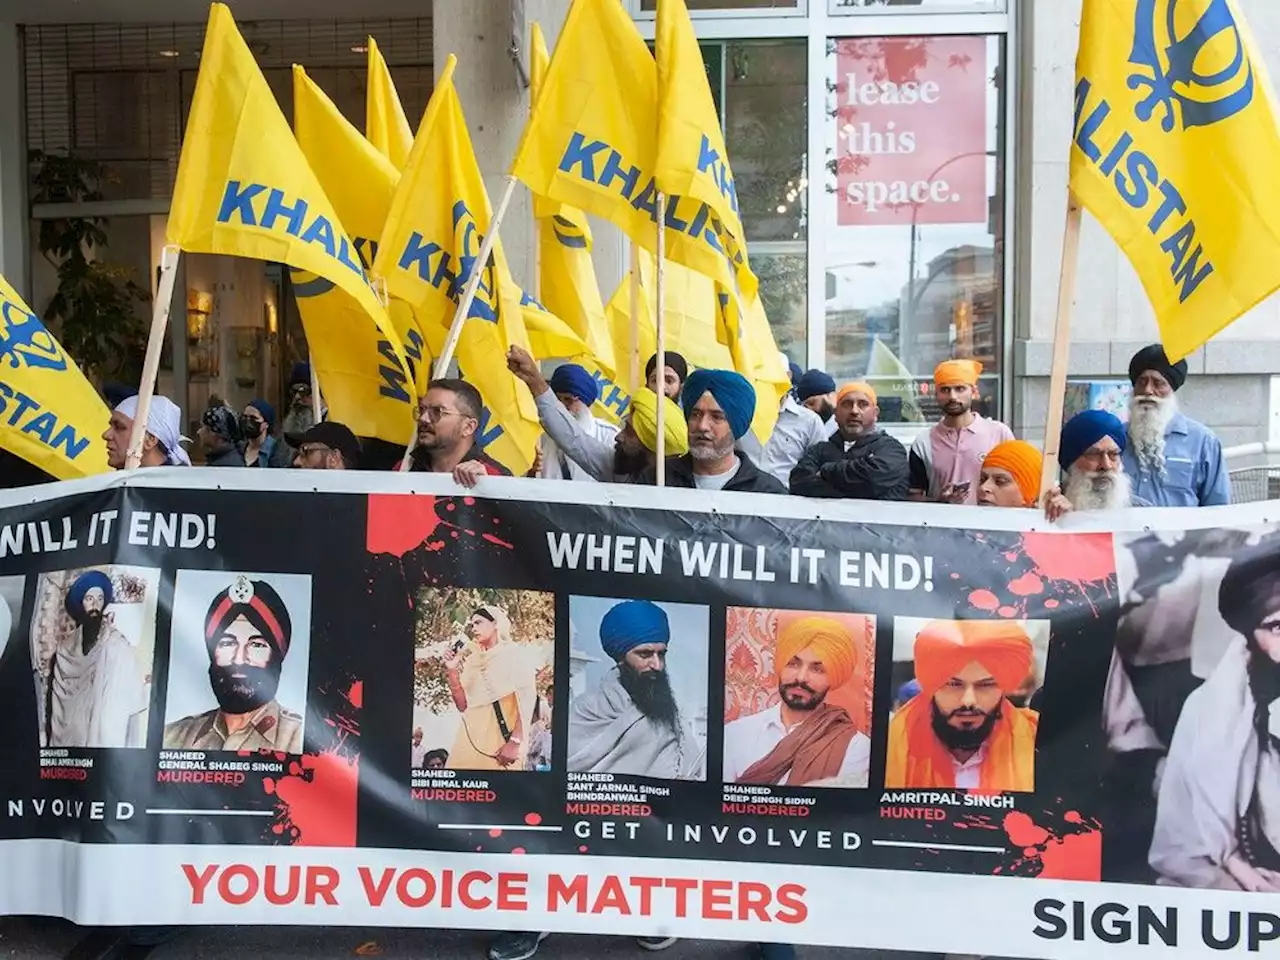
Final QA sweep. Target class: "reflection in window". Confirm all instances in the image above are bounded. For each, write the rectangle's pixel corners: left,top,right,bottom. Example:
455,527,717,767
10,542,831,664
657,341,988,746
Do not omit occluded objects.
824,34,1004,422
721,40,808,362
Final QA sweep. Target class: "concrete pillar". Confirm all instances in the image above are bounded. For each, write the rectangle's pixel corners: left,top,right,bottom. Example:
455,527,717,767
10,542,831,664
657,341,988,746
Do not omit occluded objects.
0,23,29,299
432,0,627,305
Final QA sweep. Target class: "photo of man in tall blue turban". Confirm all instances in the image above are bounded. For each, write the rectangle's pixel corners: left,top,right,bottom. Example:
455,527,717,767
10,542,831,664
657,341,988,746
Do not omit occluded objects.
43,569,147,748
567,599,705,780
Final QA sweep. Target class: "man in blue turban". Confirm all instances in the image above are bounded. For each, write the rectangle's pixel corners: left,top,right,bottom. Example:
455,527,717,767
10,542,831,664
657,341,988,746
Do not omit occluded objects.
567,599,703,780
45,569,145,748
645,369,787,494
532,364,620,481
1044,410,1151,520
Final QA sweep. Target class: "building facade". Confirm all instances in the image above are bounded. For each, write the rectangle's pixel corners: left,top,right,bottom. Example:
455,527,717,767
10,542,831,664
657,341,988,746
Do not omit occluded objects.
0,0,1277,445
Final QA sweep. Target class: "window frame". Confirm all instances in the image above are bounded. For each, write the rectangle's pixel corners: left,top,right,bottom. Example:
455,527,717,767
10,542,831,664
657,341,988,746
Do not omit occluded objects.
633,0,1015,429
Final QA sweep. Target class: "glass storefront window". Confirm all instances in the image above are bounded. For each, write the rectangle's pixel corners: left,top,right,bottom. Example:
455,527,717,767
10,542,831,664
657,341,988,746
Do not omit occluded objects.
719,39,808,363
641,1,802,10
823,33,1004,422
830,0,1006,14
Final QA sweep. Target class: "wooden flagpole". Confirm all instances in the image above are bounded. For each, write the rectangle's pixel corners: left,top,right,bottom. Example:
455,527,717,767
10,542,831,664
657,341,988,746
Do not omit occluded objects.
655,194,667,488
1039,195,1083,499
125,245,181,470
629,240,641,395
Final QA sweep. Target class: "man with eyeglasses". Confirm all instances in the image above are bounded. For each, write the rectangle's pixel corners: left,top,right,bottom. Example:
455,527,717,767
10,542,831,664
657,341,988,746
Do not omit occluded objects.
1044,410,1152,520
404,378,510,486
292,422,361,470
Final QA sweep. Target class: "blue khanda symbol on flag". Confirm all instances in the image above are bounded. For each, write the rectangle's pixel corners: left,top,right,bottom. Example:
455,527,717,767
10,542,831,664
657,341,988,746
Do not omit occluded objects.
0,298,68,372
1128,0,1255,131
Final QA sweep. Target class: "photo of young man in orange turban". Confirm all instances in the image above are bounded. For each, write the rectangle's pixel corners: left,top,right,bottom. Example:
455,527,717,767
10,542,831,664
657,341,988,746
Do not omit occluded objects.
886,619,1041,793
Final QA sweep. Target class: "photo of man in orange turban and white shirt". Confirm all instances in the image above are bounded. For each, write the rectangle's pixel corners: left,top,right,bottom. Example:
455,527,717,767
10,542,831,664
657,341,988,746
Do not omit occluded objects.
886,619,1042,792
723,614,872,788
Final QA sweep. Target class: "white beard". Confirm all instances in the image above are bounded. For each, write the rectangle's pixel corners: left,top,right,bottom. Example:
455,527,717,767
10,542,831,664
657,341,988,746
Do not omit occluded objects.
1128,393,1177,475
1064,466,1133,511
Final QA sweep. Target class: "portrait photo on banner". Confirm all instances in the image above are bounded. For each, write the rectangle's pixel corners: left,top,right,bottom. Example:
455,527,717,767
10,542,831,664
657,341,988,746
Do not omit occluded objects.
1108,525,1280,892
567,596,708,782
886,616,1049,795
162,570,312,754
723,607,876,789
29,566,160,750
412,587,554,774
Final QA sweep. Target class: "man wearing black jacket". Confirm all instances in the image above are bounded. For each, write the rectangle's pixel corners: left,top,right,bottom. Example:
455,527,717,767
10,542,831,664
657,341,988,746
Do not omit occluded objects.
402,379,511,486
790,381,909,500
641,369,786,495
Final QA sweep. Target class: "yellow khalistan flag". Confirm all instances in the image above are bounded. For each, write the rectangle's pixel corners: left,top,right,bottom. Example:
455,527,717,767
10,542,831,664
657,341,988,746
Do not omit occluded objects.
0,276,109,479
168,4,413,444
374,55,540,474
530,21,616,379
511,0,754,304
293,65,433,394
1070,0,1280,361
366,37,415,171
655,0,754,298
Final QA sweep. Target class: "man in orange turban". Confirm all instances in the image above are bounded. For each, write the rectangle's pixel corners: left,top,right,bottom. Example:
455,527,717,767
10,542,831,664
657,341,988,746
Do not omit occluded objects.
978,440,1043,508
723,616,871,787
886,620,1039,792
907,358,1014,504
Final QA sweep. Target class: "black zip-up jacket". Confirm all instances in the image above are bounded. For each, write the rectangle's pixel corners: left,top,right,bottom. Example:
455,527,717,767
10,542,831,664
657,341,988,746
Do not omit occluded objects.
789,430,910,500
640,451,788,494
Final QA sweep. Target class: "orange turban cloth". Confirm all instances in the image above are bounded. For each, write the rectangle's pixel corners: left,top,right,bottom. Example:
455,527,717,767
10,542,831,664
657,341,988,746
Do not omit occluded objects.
836,381,877,406
982,440,1043,507
775,616,858,690
934,359,983,388
886,619,1039,792
913,619,1033,696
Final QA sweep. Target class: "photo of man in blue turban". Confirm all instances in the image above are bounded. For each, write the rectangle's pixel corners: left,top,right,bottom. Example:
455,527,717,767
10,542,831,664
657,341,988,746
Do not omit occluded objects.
42,569,147,749
567,599,705,780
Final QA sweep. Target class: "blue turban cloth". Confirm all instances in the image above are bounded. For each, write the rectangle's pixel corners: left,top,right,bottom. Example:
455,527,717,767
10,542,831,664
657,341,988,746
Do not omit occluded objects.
1059,409,1126,472
794,369,836,402
549,364,599,407
289,362,312,388
682,369,756,440
599,600,670,660
248,398,276,429
66,570,113,621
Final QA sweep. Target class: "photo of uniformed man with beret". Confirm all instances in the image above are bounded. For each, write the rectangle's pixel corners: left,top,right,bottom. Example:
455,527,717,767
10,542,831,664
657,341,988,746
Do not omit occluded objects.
163,574,306,752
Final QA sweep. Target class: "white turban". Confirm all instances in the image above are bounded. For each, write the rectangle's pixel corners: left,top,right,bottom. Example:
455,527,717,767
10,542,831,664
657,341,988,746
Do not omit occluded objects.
114,396,191,466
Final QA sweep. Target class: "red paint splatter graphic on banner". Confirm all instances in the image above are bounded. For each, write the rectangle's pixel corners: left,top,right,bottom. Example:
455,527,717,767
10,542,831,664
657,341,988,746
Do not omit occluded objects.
985,809,1102,881
958,531,1115,619
366,495,516,571
264,751,360,847
260,674,361,847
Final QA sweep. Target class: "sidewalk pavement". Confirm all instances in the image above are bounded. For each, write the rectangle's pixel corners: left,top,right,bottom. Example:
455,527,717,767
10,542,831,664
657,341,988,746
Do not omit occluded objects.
1,919,937,960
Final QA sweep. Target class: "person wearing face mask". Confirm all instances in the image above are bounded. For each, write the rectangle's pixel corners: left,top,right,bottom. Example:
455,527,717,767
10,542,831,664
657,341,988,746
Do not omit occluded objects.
1124,344,1230,507
1150,538,1280,890
162,577,303,752
789,382,909,500
239,399,289,468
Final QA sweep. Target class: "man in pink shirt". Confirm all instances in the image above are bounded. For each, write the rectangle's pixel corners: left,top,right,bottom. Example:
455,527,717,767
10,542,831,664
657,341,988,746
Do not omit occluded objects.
908,359,1014,504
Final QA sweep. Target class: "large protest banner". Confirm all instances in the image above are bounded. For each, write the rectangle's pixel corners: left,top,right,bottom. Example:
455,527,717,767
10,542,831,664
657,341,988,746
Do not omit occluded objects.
1,470,1280,957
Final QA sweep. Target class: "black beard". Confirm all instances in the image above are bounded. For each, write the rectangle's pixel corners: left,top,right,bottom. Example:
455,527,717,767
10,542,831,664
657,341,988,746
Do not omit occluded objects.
778,680,827,712
209,661,281,714
1247,643,1280,740
815,401,834,423
614,444,650,478
617,660,679,732
79,611,103,652
930,699,1001,753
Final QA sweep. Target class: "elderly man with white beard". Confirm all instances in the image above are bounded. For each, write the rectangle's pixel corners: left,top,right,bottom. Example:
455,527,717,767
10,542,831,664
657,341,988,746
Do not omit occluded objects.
1124,344,1230,507
1044,410,1152,521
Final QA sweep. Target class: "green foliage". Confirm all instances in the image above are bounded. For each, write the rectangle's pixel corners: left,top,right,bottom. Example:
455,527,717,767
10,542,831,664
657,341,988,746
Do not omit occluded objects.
29,151,150,382
413,588,556,712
